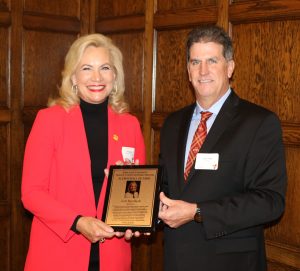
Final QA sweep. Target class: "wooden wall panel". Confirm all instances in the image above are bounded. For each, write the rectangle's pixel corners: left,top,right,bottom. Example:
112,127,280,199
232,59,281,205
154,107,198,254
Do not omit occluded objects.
231,21,300,120
23,31,76,107
3,0,300,271
0,0,9,10
0,217,9,271
155,29,194,112
0,124,9,200
23,0,79,17
157,0,216,12
265,147,300,247
0,4,10,271
0,27,9,106
109,32,145,116
97,0,144,18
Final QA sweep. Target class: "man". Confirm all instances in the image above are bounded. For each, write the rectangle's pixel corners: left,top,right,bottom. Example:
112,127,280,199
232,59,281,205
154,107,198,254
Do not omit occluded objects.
158,25,287,271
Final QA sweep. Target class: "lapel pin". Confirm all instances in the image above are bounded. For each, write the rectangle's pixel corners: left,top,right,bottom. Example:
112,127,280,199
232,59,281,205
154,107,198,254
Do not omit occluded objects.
113,134,119,141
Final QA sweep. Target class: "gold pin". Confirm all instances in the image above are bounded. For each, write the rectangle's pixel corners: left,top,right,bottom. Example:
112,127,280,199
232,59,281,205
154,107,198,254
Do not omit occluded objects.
113,134,119,141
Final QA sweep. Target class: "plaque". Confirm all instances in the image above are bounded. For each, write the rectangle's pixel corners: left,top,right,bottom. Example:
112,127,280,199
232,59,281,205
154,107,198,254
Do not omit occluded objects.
102,165,162,232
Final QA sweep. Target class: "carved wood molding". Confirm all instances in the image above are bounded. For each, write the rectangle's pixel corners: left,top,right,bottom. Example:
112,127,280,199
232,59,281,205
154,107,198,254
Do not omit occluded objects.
23,13,80,33
154,6,217,30
230,0,300,24
266,240,300,269
0,11,11,26
282,122,300,147
0,110,11,122
96,15,145,34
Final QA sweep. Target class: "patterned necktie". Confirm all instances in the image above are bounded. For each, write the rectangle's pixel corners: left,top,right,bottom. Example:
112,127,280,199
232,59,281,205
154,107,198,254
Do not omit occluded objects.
184,111,212,181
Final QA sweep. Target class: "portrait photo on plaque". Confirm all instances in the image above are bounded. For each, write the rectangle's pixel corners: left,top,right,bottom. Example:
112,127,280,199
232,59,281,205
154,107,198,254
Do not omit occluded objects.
102,165,162,232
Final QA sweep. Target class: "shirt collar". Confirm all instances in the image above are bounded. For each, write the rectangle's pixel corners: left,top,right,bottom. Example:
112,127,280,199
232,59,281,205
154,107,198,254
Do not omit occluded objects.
195,88,232,116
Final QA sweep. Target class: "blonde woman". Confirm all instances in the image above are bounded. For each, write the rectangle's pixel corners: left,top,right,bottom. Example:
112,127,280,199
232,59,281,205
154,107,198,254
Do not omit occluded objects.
22,34,145,271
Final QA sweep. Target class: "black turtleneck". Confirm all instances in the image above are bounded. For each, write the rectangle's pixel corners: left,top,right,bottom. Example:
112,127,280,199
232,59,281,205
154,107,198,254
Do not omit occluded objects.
80,98,108,271
80,98,108,205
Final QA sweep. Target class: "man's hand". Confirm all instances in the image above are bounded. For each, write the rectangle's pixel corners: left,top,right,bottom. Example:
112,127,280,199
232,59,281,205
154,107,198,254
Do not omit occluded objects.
158,192,197,228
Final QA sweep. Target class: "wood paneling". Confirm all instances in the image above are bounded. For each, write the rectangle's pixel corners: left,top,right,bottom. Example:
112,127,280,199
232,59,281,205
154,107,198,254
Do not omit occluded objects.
157,0,216,12
96,0,144,19
0,0,9,10
2,0,300,270
155,29,195,112
0,217,9,271
0,4,11,271
96,15,145,34
230,0,300,23
23,31,76,107
0,124,9,200
266,147,300,246
154,6,217,30
109,32,144,113
231,21,300,121
0,27,9,107
23,0,79,17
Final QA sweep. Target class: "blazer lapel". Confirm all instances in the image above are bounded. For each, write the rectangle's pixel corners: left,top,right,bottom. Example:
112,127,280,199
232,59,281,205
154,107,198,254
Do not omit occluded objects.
186,91,240,181
70,106,96,209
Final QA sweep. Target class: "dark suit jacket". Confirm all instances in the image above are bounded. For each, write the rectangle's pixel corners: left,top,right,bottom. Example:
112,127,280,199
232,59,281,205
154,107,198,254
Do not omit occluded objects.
159,91,287,271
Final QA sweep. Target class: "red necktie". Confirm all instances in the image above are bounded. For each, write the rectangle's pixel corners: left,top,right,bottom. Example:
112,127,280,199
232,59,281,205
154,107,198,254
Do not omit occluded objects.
184,111,212,181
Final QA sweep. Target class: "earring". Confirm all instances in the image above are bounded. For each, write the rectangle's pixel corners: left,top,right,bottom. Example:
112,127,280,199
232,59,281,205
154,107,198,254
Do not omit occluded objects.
114,83,118,94
72,85,78,95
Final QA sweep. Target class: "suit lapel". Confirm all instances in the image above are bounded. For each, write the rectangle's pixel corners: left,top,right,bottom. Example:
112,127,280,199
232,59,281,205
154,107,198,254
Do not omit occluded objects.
186,91,240,182
177,104,196,191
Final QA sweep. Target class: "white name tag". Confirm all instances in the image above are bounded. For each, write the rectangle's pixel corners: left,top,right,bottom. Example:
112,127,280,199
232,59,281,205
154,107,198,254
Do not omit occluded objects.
195,153,219,170
122,146,135,163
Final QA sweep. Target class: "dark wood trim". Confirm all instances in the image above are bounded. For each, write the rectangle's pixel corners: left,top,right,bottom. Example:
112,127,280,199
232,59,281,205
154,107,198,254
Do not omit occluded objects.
154,6,217,30
230,0,300,24
266,240,300,269
143,0,155,164
0,11,11,26
0,110,11,122
217,0,229,31
95,15,145,34
282,122,300,147
23,13,80,33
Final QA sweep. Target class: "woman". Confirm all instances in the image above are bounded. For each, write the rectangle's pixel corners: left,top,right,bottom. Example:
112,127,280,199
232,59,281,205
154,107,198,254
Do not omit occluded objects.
125,181,139,198
21,34,146,271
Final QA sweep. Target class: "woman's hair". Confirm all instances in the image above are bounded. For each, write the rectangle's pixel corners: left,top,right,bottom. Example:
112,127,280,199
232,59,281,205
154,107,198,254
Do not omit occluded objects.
48,33,129,113
186,25,234,62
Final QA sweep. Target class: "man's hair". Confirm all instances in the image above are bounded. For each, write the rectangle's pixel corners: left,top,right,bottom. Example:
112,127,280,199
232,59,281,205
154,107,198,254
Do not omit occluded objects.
186,25,234,62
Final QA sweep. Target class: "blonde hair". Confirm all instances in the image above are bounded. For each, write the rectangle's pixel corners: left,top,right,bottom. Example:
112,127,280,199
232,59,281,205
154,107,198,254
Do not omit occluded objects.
48,33,129,113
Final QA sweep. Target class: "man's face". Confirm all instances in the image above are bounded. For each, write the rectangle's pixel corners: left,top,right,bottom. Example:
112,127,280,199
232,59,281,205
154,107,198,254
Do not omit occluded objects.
187,42,235,109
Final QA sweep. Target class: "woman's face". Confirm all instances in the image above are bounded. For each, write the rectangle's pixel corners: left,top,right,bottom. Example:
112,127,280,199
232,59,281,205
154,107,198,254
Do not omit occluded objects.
129,182,137,192
72,46,116,104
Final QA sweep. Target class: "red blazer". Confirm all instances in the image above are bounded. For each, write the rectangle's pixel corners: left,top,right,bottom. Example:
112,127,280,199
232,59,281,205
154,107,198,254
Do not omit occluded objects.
22,105,146,271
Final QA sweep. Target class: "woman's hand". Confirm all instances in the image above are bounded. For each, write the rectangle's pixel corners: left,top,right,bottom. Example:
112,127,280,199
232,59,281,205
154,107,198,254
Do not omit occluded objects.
115,229,151,240
76,216,115,243
117,158,140,166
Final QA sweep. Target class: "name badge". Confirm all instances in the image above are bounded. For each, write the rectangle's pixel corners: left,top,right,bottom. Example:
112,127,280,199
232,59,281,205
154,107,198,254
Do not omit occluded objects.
122,146,135,163
195,153,219,170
